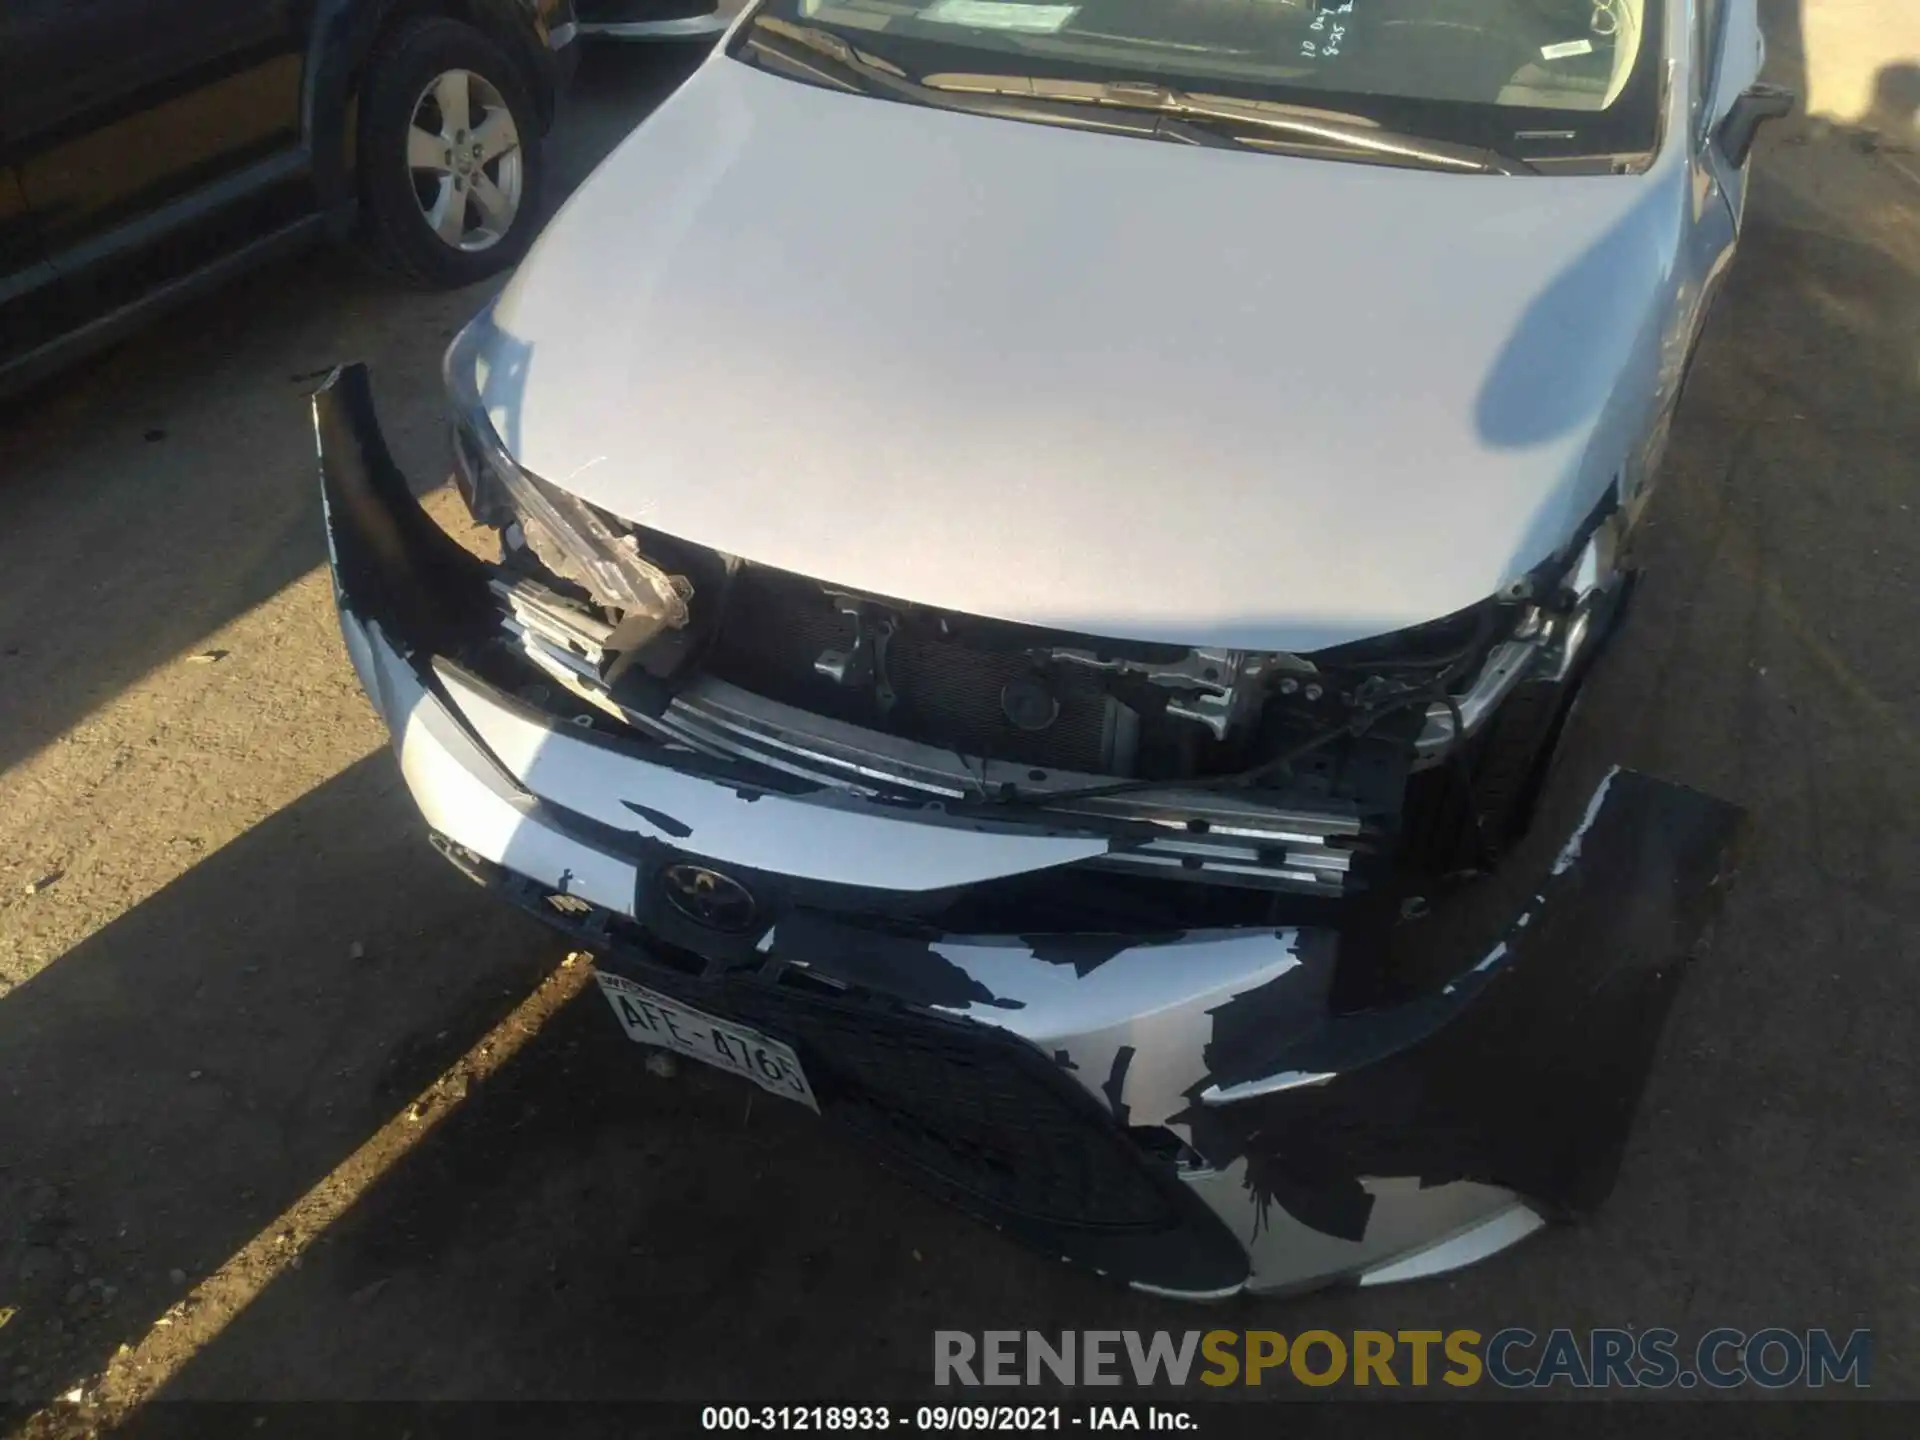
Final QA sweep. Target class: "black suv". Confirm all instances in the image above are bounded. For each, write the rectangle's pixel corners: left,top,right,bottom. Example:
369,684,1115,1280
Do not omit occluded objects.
0,0,578,392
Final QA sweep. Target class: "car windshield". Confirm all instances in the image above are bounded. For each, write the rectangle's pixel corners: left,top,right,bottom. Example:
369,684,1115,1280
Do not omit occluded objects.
737,0,1666,163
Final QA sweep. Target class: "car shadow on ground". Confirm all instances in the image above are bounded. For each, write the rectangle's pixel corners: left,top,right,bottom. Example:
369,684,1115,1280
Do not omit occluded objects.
4,18,1919,1418
0,754,561,1403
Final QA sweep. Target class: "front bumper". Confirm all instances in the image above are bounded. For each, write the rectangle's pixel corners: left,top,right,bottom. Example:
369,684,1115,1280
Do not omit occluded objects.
317,365,1743,1298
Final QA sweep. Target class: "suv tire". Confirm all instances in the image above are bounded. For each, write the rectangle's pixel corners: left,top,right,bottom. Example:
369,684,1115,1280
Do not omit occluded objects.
357,18,546,288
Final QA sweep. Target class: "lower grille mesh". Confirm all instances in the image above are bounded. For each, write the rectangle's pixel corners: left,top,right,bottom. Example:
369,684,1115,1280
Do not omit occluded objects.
713,977,1179,1230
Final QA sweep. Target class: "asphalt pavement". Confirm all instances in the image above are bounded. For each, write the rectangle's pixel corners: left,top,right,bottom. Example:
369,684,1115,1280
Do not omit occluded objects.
2,6,1917,1416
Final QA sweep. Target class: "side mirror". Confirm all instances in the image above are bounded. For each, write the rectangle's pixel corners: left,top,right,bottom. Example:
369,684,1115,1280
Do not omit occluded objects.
1716,83,1795,166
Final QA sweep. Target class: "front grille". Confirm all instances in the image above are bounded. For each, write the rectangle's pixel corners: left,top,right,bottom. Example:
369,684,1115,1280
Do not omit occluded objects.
704,566,1122,773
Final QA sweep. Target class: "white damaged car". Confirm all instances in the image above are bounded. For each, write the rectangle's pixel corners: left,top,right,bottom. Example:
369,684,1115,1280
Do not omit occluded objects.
316,0,1780,1295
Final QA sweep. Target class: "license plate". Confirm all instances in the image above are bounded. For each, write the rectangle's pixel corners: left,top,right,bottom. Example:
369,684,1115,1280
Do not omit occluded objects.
594,972,818,1111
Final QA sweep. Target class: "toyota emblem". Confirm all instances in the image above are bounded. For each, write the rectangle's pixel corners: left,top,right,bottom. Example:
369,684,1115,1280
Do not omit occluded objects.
659,863,758,932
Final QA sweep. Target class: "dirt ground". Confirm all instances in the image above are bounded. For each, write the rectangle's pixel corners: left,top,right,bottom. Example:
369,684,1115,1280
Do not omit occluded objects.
3,2,1918,1420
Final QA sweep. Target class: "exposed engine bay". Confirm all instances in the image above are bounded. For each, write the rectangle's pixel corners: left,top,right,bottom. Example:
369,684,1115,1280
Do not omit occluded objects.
453,402,1631,905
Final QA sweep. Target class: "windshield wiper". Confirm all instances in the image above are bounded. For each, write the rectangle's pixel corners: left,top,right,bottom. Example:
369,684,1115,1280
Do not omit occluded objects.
937,76,1537,175
741,20,1168,138
740,21,1532,172
740,17,905,97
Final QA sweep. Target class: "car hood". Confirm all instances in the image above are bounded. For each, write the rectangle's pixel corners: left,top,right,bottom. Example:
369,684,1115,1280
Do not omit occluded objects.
483,57,1685,651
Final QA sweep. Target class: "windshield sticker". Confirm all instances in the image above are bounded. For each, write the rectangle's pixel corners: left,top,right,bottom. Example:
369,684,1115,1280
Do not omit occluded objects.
922,0,1078,32
1541,38,1595,60
1299,0,1351,61
803,1,902,30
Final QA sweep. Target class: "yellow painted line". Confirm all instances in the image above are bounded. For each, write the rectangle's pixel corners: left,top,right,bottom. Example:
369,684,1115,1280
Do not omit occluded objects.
53,952,597,1419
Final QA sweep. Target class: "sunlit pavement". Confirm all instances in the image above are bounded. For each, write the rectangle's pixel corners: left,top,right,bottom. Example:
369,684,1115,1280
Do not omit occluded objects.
1,8,1917,1411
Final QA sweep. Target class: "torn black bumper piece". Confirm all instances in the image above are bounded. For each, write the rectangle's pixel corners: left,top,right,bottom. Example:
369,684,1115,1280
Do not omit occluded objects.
1183,768,1743,1246
316,363,1745,1296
